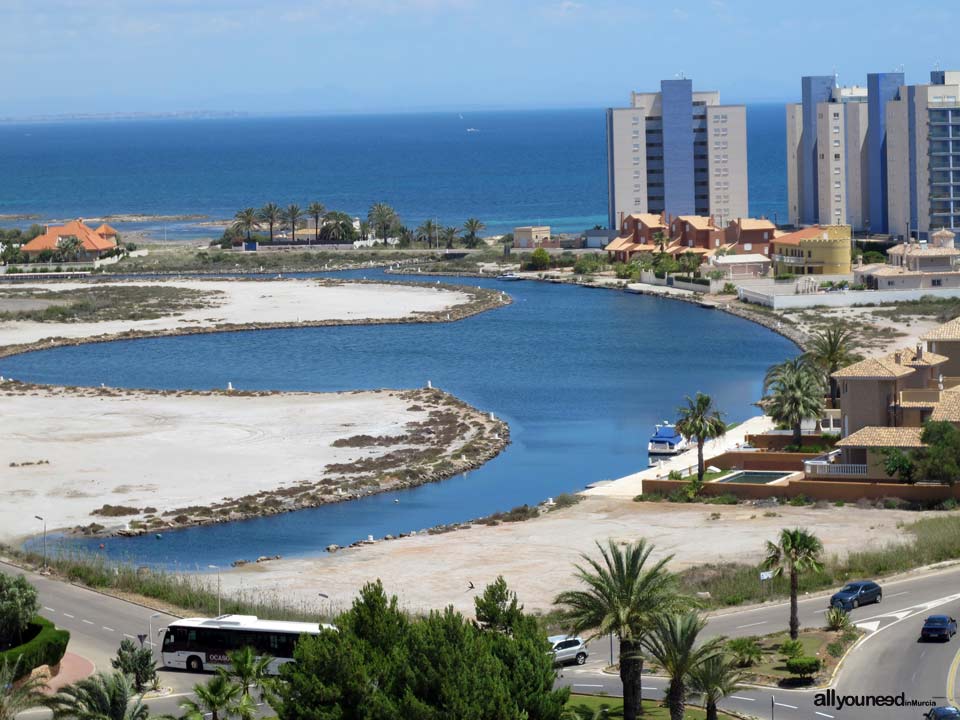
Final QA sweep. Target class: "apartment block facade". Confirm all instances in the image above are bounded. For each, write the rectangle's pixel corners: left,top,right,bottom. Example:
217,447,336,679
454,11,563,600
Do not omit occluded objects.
786,73,903,232
886,71,960,241
606,78,748,231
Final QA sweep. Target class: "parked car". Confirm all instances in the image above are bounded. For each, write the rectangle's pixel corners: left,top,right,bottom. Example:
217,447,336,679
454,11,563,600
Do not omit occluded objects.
829,580,882,610
920,615,958,642
925,707,960,719
548,635,588,666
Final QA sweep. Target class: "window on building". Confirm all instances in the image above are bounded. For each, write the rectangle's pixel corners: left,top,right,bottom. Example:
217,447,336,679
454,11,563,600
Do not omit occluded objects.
834,180,841,188
834,153,841,160
933,279,944,287
832,139,840,147
833,126,840,133
632,144,640,151
744,243,752,251
762,232,769,240
887,280,895,287
833,112,840,119
834,194,842,202
834,168,841,175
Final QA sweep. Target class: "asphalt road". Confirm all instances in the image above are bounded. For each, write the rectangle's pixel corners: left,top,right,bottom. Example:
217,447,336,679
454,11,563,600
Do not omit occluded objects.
6,558,960,719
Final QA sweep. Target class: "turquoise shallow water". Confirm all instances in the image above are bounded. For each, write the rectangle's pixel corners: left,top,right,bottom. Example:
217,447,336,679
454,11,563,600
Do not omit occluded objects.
1,270,796,567
0,105,786,237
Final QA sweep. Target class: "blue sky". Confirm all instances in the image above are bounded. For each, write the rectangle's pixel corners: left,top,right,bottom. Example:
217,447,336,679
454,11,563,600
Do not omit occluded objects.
4,0,957,116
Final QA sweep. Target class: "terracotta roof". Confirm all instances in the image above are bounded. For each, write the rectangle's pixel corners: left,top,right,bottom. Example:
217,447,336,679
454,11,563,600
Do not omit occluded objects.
896,346,949,367
888,243,960,257
605,236,633,252
932,388,960,422
773,226,829,246
626,213,666,229
922,318,960,341
22,219,117,254
832,356,915,379
735,218,776,231
95,223,119,237
676,215,715,231
835,426,925,449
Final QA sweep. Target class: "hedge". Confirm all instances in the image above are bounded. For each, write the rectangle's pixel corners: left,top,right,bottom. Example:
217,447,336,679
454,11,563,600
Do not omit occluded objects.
0,616,70,679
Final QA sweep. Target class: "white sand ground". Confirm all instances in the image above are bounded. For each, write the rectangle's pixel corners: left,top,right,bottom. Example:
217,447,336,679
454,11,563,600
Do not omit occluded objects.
0,388,449,542
223,496,922,615
0,279,471,349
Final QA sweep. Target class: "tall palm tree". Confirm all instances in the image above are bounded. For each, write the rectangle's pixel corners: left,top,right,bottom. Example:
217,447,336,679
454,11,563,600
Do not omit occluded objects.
675,393,727,490
221,646,272,700
232,208,259,242
804,327,859,406
653,230,668,253
762,358,825,446
416,219,438,248
57,235,83,262
462,217,485,248
554,540,687,720
441,225,459,249
257,203,283,244
0,659,47,720
306,202,326,245
367,203,398,243
321,212,354,245
641,613,724,720
180,673,249,720
687,653,748,720
46,672,153,720
283,204,303,244
762,528,825,640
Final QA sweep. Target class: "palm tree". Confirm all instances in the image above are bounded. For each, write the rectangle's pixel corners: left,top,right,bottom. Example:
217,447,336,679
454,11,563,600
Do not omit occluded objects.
46,672,153,720
675,393,727,490
306,202,326,245
804,327,859,405
180,673,249,720
762,358,825,446
283,204,303,244
321,212,354,245
232,208,259,242
653,230,668,253
441,225,459,249
554,540,687,720
1,658,47,720
462,218,485,248
368,203,398,243
257,203,283,244
762,528,825,640
641,613,724,720
57,235,83,262
221,646,272,700
688,653,748,720
416,219,438,247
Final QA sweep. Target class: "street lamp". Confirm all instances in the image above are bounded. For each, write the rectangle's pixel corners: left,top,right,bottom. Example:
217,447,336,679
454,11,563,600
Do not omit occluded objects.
148,612,161,660
34,516,46,573
208,565,221,616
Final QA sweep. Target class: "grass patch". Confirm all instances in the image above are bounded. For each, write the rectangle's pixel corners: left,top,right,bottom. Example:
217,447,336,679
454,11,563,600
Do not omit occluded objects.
90,504,141,517
565,694,721,718
549,493,583,510
741,627,860,686
868,296,960,323
0,286,219,323
678,515,960,607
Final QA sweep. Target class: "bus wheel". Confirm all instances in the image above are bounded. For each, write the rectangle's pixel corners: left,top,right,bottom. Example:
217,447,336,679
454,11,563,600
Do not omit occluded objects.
186,656,203,673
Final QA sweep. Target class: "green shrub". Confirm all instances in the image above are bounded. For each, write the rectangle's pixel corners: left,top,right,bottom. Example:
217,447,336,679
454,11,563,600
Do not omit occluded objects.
550,493,582,510
0,616,69,678
788,495,812,507
826,640,845,658
785,655,820,680
721,282,738,294
111,638,156,692
727,637,762,667
633,493,665,503
704,494,739,505
668,469,683,481
778,639,804,661
825,606,851,631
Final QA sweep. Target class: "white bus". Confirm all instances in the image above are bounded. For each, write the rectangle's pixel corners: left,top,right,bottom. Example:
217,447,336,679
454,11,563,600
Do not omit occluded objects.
160,615,335,674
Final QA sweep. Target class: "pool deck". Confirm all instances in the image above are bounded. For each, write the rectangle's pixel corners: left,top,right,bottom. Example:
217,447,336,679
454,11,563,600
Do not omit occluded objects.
582,414,774,498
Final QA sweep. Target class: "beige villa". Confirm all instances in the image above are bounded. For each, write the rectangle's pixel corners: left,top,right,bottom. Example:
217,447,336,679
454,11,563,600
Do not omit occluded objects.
855,228,960,290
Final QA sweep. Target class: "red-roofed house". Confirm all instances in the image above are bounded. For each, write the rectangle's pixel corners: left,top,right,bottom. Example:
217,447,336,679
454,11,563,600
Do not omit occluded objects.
21,220,118,261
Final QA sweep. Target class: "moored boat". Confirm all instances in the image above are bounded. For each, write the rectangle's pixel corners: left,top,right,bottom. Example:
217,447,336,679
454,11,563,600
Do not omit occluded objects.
647,421,689,455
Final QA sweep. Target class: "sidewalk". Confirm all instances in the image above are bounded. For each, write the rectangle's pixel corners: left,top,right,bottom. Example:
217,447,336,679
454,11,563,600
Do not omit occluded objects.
583,414,774,498
41,652,96,694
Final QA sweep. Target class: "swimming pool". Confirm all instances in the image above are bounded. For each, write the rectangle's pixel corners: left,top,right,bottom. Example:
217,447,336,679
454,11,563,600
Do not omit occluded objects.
715,470,794,484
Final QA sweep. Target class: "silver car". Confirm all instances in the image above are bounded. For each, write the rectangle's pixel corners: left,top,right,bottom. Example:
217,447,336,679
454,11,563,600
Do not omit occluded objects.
548,635,588,665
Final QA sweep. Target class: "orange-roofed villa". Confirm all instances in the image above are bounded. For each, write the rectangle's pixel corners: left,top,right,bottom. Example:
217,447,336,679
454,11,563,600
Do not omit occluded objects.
21,219,118,261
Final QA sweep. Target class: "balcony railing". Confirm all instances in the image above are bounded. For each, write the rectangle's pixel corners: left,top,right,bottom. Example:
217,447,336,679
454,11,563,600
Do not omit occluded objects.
804,461,868,477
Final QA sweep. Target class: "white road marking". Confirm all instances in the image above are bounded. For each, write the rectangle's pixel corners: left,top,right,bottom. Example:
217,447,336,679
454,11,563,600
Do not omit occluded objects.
886,591,909,599
815,712,835,718
642,686,657,691
573,684,603,688
62,613,74,619
775,702,798,709
124,633,136,639
44,606,55,612
103,626,115,632
856,620,881,632
735,621,767,629
730,695,755,701
82,619,94,625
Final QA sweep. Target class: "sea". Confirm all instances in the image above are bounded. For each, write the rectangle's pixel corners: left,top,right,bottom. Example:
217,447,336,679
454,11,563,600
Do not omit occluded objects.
0,105,787,238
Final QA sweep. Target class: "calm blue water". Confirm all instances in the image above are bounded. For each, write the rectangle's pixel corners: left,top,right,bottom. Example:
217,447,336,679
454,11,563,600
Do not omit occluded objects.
1,270,796,568
0,106,786,237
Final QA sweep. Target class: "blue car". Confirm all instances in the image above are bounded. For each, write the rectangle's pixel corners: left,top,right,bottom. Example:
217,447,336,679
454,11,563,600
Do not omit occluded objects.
925,707,960,719
921,615,958,642
829,580,882,610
